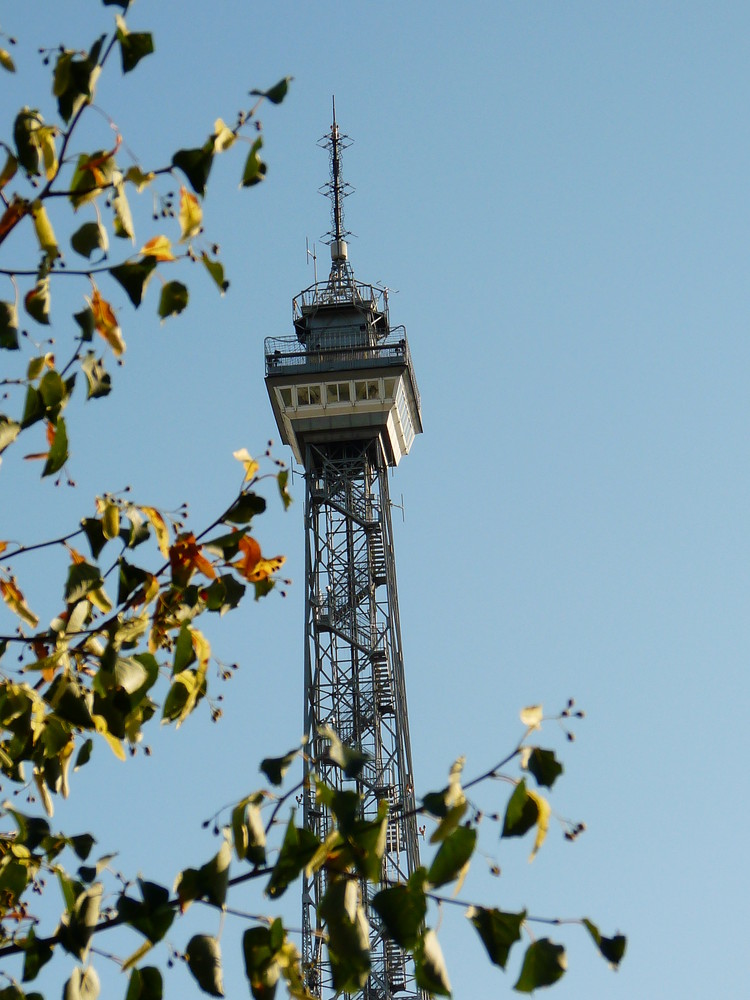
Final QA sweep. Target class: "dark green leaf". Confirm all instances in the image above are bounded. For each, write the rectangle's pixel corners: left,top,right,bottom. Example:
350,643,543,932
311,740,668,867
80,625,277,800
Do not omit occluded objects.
250,77,292,105
117,29,154,73
427,825,476,888
514,939,566,993
58,883,102,961
42,417,68,476
13,108,42,175
124,967,163,1000
110,257,157,307
582,919,627,968
468,906,525,968
173,623,195,674
172,143,214,197
277,469,292,509
372,869,427,950
71,222,107,259
502,779,539,839
224,492,266,525
259,749,296,786
21,386,44,428
74,738,93,771
242,925,279,1000
158,280,188,320
175,842,231,910
526,748,563,789
117,884,174,944
24,277,50,325
0,300,19,349
54,38,104,122
204,574,246,614
320,879,370,994
231,799,266,865
74,307,95,342
253,578,275,600
421,788,450,818
22,927,54,982
265,813,319,899
81,518,107,559
241,137,266,188
185,935,224,997
203,530,246,560
70,834,96,861
414,929,451,997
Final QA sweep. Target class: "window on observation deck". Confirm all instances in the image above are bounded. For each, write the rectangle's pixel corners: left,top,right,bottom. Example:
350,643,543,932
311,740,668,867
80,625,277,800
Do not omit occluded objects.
326,382,351,404
297,385,321,406
355,379,380,402
279,387,293,408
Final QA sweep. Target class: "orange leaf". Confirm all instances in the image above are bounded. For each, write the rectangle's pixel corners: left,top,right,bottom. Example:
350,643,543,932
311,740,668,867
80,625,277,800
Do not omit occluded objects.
140,235,175,261
235,535,285,582
169,533,216,587
89,288,125,356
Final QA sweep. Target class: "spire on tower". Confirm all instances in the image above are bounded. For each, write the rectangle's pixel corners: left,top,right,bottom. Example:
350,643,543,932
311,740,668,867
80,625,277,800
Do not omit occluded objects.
318,97,355,288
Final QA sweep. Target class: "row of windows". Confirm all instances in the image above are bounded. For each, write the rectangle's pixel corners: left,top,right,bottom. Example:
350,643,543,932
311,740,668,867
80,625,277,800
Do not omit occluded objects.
278,378,400,410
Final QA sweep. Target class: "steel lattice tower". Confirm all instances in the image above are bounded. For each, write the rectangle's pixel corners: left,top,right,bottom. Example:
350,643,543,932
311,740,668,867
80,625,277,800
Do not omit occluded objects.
264,103,424,999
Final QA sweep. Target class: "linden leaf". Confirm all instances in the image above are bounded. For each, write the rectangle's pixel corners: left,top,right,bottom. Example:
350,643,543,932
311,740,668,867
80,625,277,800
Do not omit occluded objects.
25,278,51,325
212,118,235,153
241,137,266,187
0,151,18,191
179,186,202,242
140,506,170,558
250,77,292,105
158,281,188,320
0,577,39,628
140,235,175,261
124,165,155,191
88,289,125,355
32,201,59,259
520,704,543,730
233,448,259,482
0,47,15,73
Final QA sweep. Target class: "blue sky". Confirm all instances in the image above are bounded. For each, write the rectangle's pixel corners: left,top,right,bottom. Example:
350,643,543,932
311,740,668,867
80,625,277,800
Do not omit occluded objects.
2,2,749,997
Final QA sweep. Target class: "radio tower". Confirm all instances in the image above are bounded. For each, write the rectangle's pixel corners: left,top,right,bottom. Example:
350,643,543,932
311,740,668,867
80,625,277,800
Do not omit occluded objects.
264,100,424,998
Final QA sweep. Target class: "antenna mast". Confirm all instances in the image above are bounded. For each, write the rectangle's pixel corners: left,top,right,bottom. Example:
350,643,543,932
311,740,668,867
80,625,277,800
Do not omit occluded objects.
318,96,354,291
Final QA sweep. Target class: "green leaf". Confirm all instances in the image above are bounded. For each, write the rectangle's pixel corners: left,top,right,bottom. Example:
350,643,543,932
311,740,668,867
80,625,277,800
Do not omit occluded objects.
371,868,427,950
318,724,368,779
514,939,567,993
42,418,68,476
0,416,21,453
58,883,103,961
74,738,93,771
250,77,292,105
320,879,370,994
525,747,563,789
204,574,246,615
110,257,157,307
158,281,188,320
265,813,319,899
242,924,281,1000
277,469,292,510
414,929,451,997
201,252,229,293
24,277,51,325
54,38,104,123
232,798,266,865
427,825,476,889
467,906,525,969
14,108,42,175
81,352,111,399
124,966,163,1000
22,927,54,982
65,562,103,604
70,834,96,860
185,935,224,997
0,301,19,349
259,748,297,786
582,919,627,968
224,492,266,525
71,222,108,259
241,137,266,188
117,882,175,944
174,841,231,911
502,779,538,839
172,142,214,197
74,307,96,342
116,25,154,74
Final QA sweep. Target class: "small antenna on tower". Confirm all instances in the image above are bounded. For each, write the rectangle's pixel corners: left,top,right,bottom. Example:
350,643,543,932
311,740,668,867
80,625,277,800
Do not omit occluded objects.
318,96,354,287
306,237,318,287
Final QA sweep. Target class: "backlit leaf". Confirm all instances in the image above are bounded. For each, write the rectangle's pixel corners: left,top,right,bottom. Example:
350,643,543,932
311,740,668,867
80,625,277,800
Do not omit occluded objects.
31,201,58,259
241,137,266,188
520,704,543,730
141,506,170,557
514,939,567,993
0,47,15,72
0,151,17,190
88,289,125,355
0,577,39,627
25,278,51,325
158,281,188,320
112,179,134,240
212,118,235,153
414,929,451,997
81,352,111,399
42,417,68,476
179,186,202,241
124,166,155,191
140,235,174,261
233,448,259,482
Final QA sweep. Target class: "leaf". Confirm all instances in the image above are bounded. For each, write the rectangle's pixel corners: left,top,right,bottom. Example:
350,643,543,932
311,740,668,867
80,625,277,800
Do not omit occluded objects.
212,119,235,153
81,352,111,399
117,880,174,945
25,278,51,325
0,301,19,350
414,929,451,997
71,221,108,259
428,757,467,843
241,137,266,188
371,868,427,950
231,798,266,865
224,492,266,524
320,879,370,993
31,201,59,259
1,577,39,628
466,906,525,969
260,748,297,786
174,841,231,911
110,257,157,307
112,179,134,240
242,925,282,1000
250,77,292,105
520,704,543,730
125,166,155,191
524,747,563,789
318,724,368,779
0,47,15,72
502,780,538,839
200,252,228,293
124,966,163,1000
277,469,292,510
42,417,68,476
0,151,18,190
179,186,202,241
75,307,96,342
426,825,476,889
140,507,170,557
115,17,154,73
0,416,21,453
514,939,567,993
14,107,43,176
265,813,319,899
54,39,103,122
88,289,125,355
58,882,103,961
582,919,627,969
65,561,104,604
233,448,259,482
172,142,214,197
185,935,224,997
140,235,175,261
158,281,188,320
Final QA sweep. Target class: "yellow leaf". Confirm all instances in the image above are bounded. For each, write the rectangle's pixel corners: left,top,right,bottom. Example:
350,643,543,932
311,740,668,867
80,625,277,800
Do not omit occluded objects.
213,118,236,153
0,541,7,554
0,47,15,72
121,940,154,973
88,288,125,356
178,186,202,242
125,166,155,192
0,577,39,628
190,628,211,672
31,201,58,258
97,499,120,540
528,789,551,861
113,178,134,241
37,126,58,180
141,506,170,557
33,769,53,817
140,235,175,261
0,152,17,191
233,448,259,481
89,587,112,614
520,704,543,730
93,714,126,760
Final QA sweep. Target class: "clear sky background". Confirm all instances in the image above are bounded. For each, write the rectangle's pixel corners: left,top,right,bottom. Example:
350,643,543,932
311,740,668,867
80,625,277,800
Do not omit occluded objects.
2,2,748,998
